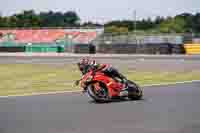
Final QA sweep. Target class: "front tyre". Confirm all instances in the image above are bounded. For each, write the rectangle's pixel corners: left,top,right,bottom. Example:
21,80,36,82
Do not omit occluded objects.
87,82,111,103
127,80,143,100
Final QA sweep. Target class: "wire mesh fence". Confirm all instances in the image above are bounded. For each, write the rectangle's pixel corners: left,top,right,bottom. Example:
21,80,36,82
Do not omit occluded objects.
93,33,184,45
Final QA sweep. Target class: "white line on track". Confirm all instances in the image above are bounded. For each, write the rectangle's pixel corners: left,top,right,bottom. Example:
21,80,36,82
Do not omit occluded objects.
142,80,200,87
0,80,200,98
0,90,82,98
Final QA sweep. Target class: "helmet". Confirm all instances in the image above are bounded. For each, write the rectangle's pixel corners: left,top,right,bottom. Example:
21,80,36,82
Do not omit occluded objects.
77,58,90,73
79,58,90,65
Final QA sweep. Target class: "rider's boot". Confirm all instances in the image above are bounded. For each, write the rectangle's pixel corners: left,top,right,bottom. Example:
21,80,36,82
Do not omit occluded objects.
115,73,128,91
82,87,87,93
120,79,128,91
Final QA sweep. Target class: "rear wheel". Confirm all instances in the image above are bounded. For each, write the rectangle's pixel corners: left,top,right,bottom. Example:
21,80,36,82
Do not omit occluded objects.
127,80,143,100
87,82,111,103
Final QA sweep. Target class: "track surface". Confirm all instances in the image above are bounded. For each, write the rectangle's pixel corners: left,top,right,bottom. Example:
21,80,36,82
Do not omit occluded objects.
0,55,200,133
1,55,200,72
0,82,200,133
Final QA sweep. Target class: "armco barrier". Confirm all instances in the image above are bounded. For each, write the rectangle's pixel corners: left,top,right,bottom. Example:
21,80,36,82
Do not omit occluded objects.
184,44,200,54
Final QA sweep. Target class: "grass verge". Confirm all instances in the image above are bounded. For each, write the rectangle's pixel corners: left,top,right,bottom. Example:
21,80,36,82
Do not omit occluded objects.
0,64,200,96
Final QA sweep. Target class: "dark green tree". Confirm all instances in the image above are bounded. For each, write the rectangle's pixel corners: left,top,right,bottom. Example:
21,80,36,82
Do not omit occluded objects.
63,11,80,26
39,11,80,27
175,13,194,32
159,16,186,33
11,10,40,27
192,13,200,33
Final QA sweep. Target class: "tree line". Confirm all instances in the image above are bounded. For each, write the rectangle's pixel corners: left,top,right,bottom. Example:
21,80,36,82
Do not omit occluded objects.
0,10,82,28
0,10,101,28
104,13,200,34
0,10,200,34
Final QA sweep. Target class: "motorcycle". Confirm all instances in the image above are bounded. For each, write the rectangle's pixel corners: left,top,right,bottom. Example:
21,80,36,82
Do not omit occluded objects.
77,70,143,102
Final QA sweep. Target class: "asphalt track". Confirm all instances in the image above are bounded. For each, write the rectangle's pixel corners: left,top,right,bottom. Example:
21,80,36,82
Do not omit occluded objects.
0,54,200,133
1,54,200,72
0,82,200,133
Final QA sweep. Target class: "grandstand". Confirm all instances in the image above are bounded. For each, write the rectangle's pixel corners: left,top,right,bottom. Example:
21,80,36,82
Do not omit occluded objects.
0,28,103,44
0,28,103,53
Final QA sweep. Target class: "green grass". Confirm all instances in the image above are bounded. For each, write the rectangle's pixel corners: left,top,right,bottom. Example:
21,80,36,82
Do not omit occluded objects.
0,64,200,96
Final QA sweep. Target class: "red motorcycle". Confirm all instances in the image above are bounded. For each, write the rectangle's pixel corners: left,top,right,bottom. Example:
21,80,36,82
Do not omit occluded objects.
78,70,143,102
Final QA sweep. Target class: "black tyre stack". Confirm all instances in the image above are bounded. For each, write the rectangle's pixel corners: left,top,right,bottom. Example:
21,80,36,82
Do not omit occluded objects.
169,44,185,54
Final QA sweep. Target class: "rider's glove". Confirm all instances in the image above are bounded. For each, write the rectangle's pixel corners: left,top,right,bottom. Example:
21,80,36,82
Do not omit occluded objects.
75,80,80,86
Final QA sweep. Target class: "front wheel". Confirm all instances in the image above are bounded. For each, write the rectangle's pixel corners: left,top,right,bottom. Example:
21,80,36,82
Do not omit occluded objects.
87,82,111,103
127,80,143,100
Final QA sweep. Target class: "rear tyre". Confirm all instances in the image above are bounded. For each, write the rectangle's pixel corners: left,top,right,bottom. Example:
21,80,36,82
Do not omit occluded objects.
87,82,111,103
127,80,143,100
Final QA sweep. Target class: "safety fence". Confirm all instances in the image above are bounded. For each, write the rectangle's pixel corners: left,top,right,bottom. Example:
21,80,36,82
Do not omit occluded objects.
93,34,184,45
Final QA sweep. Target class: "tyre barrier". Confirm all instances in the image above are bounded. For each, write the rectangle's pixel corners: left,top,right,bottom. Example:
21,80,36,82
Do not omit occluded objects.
96,43,182,54
73,44,96,54
135,43,171,54
96,43,137,54
170,44,185,54
0,46,26,52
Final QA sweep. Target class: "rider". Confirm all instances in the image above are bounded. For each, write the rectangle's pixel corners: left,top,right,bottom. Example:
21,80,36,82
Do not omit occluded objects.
76,58,128,85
